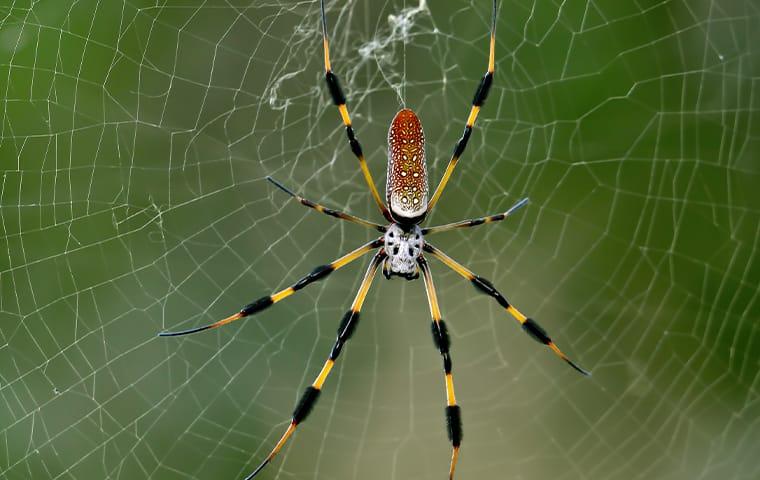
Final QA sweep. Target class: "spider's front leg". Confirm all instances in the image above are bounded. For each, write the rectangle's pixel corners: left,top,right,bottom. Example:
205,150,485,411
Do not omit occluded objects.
244,251,386,479
267,176,386,232
427,0,498,212
320,0,391,222
419,257,463,480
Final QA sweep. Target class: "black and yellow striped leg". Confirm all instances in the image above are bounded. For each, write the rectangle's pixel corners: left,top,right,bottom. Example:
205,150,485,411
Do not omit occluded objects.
158,238,383,337
268,176,386,232
422,197,528,235
320,0,392,222
244,251,386,479
428,0,497,212
419,257,463,479
423,243,590,376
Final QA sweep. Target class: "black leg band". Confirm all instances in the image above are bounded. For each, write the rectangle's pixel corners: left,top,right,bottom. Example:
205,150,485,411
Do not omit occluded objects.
325,71,346,105
445,405,463,447
292,386,321,424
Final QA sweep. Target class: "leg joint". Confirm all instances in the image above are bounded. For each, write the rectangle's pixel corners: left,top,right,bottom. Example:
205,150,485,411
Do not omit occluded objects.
472,72,493,106
337,310,360,340
330,310,360,360
443,353,452,374
348,136,363,157
292,386,321,425
471,276,510,308
240,296,274,316
346,125,363,156
293,264,333,291
445,405,463,447
431,320,451,354
522,317,551,345
452,126,473,158
325,71,346,105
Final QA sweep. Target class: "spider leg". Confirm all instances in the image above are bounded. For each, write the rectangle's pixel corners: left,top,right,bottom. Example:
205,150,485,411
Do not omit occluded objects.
422,197,528,235
244,250,386,479
419,257,463,480
423,243,590,376
320,0,392,222
268,176,386,232
428,0,497,212
158,238,383,337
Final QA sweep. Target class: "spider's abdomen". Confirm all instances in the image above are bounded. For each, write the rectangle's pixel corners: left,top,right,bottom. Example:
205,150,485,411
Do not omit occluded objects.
387,108,427,224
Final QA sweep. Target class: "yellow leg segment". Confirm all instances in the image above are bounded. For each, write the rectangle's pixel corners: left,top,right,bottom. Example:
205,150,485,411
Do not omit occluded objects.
321,0,391,221
420,257,463,479
267,176,384,231
428,0,497,213
422,198,529,235
159,239,382,337
313,360,334,389
244,253,385,479
423,242,590,376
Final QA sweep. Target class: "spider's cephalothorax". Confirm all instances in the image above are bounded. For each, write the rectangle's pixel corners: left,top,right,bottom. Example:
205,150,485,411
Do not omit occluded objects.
383,223,423,279
387,108,427,225
161,2,590,479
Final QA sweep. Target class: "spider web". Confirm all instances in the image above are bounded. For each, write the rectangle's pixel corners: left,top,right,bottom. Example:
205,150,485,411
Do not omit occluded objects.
1,0,759,479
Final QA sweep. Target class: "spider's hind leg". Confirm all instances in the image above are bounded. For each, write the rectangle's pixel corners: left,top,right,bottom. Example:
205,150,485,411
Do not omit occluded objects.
243,251,386,479
320,0,391,221
419,257,463,479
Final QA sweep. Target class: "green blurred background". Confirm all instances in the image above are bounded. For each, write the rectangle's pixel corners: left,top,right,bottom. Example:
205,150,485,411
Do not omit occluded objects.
1,0,759,479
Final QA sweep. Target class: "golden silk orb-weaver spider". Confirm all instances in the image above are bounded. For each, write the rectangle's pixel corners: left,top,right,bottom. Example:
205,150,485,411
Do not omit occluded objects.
159,1,590,478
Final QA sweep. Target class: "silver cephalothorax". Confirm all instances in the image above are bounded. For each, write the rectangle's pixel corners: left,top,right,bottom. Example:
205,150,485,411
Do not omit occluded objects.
383,223,423,279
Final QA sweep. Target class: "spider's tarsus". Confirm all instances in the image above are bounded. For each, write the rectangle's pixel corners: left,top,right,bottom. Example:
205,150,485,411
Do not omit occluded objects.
159,312,245,337
551,341,591,376
320,0,328,37
266,176,296,198
243,458,270,480
505,197,529,216
157,324,215,337
491,0,498,34
566,358,592,377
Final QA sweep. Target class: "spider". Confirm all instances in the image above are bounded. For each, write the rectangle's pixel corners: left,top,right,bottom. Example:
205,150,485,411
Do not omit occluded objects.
160,1,589,478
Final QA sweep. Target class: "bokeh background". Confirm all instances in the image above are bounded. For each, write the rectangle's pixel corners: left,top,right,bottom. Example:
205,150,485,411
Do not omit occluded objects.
1,0,759,479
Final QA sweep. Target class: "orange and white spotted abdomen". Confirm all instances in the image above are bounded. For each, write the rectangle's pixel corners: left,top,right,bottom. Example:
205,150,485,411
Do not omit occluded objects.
387,108,427,223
